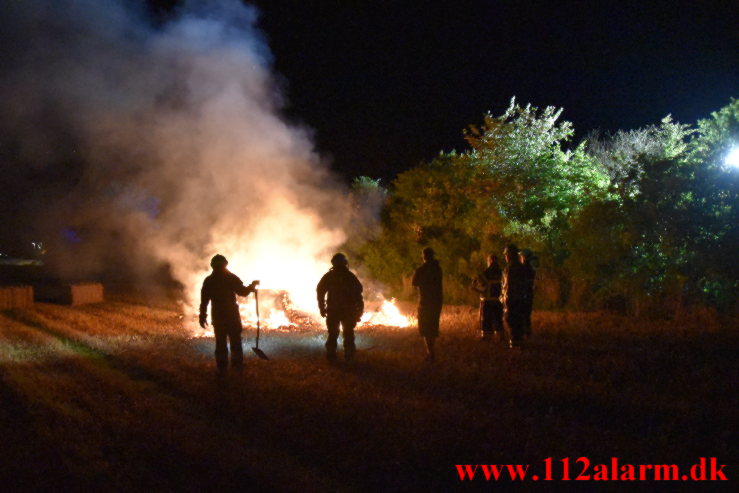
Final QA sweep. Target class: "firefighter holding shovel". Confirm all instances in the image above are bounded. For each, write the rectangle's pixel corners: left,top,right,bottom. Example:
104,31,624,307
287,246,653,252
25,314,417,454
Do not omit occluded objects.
199,254,259,372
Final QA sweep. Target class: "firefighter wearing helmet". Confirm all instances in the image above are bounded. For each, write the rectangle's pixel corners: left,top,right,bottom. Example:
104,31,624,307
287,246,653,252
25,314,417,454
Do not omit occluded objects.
199,254,259,372
316,253,364,362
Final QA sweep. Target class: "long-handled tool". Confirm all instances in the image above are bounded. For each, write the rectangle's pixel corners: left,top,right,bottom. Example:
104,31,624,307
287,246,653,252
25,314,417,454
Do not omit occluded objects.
251,286,269,360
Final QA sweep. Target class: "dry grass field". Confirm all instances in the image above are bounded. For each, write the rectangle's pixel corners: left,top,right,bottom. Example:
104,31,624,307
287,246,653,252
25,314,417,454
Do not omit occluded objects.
0,297,736,492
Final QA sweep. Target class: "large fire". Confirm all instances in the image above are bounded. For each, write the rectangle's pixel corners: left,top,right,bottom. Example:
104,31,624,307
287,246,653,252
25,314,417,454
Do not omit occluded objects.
186,230,412,337
192,288,412,337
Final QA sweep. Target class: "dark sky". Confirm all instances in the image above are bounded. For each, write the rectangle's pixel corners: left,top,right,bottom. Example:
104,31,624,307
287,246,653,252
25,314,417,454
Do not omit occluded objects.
236,0,737,181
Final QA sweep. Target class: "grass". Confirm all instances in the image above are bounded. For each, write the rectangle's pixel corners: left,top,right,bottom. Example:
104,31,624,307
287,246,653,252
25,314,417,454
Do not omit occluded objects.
0,297,736,492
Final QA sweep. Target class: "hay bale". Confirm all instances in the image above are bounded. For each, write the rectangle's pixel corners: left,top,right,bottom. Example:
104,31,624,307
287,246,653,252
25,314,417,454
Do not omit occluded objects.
34,282,104,305
68,283,104,305
0,286,34,310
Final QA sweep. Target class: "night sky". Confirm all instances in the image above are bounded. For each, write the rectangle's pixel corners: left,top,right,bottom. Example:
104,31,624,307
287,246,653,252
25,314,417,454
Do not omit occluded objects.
240,0,737,181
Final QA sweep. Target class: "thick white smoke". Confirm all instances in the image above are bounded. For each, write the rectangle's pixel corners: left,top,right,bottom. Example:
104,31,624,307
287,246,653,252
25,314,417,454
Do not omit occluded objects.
0,1,352,323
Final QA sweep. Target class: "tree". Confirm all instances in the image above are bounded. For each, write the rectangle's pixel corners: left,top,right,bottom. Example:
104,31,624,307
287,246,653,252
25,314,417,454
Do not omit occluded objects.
360,99,611,304
461,98,609,260
358,98,738,313
457,99,611,305
586,116,693,199
566,101,739,314
359,153,484,302
564,117,694,314
680,99,739,309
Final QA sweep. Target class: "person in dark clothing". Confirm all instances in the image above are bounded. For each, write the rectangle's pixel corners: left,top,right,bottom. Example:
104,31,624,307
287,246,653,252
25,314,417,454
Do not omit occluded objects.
519,249,536,338
501,244,527,348
472,254,503,340
316,253,364,362
412,247,443,362
199,254,259,372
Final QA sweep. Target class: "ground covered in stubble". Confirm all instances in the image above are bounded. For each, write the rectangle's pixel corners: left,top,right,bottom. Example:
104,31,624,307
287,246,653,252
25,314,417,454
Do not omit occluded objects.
0,297,736,492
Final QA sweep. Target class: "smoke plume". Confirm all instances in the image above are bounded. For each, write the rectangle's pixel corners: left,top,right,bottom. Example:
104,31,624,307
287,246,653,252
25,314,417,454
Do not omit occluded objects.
0,1,351,317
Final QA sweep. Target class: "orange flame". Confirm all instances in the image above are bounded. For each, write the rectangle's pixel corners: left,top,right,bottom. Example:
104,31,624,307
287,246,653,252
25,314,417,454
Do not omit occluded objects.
360,298,412,328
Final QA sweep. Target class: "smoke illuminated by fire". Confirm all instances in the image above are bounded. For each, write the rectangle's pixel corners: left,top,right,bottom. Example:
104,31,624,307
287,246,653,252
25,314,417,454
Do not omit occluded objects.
0,0,412,335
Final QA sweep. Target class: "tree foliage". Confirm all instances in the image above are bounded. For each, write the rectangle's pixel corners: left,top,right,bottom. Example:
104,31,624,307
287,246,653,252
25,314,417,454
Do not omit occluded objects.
568,100,739,313
462,99,609,236
356,98,739,314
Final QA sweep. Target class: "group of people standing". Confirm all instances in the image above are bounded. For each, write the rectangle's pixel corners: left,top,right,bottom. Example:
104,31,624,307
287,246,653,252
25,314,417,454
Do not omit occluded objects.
407,243,535,362
472,244,535,348
198,244,535,371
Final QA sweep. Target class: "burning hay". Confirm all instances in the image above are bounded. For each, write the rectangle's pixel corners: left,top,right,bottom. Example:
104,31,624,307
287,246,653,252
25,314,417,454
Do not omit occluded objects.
360,298,412,328
193,289,412,337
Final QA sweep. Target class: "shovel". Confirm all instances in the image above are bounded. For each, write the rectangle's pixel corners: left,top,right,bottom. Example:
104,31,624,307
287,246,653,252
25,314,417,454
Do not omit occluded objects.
251,288,269,360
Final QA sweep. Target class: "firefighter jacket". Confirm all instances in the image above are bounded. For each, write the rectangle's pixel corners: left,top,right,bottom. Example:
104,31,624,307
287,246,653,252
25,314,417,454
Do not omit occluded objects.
200,270,255,325
316,266,364,318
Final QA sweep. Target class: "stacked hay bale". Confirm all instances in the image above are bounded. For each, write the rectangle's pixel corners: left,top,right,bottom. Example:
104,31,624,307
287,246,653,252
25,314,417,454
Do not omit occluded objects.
34,282,104,305
67,283,104,305
0,286,34,309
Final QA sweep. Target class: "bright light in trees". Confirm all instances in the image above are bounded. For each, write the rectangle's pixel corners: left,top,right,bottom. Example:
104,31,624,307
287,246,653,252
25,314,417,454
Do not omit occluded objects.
725,147,739,168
